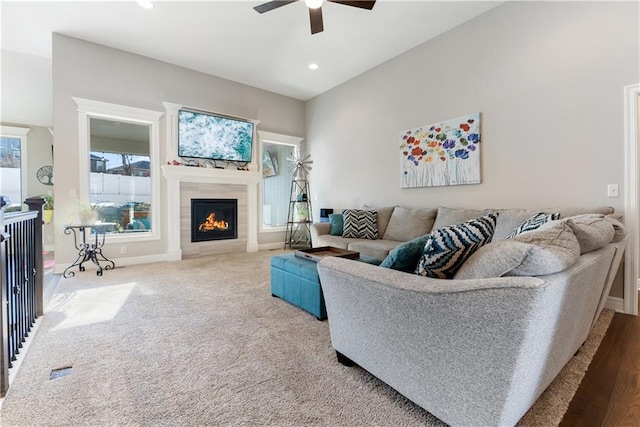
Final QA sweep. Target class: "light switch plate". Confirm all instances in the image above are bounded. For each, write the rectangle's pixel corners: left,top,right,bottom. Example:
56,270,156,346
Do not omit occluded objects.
607,184,619,198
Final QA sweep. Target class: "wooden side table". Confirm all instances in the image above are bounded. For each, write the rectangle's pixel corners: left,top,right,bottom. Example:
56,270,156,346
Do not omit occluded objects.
63,223,116,278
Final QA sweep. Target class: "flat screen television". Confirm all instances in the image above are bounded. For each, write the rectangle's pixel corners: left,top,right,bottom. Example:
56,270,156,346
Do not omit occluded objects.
178,109,254,163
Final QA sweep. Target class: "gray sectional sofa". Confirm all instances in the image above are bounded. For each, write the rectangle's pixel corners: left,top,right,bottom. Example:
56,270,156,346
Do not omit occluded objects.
313,205,627,426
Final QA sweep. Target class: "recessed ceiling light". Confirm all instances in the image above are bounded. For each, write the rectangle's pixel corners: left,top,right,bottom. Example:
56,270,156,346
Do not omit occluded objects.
137,0,153,9
308,63,319,70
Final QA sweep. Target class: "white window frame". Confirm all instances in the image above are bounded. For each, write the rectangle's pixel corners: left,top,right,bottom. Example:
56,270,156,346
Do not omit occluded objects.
0,125,30,208
73,97,163,243
257,131,303,233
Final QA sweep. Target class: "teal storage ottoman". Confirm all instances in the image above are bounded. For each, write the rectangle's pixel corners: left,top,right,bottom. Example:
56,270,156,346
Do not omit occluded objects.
270,253,326,320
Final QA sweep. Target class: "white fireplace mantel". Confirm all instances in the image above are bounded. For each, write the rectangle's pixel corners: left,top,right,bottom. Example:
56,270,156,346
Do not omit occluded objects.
162,165,261,261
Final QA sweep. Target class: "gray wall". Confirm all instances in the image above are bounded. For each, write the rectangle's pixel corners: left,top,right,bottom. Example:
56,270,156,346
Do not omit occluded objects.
52,34,305,264
305,1,638,299
306,1,639,214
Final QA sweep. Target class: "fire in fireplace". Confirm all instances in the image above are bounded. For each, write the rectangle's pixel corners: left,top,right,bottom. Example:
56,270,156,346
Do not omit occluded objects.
191,198,237,242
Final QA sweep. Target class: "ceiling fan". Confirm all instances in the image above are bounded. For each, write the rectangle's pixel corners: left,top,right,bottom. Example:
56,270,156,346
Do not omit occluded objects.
254,0,376,35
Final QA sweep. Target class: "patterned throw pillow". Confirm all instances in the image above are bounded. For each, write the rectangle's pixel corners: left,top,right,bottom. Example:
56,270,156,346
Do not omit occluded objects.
507,212,560,239
415,213,498,279
342,209,379,240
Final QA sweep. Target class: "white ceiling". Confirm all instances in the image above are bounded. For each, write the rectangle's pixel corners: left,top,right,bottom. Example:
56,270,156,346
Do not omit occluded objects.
1,0,503,127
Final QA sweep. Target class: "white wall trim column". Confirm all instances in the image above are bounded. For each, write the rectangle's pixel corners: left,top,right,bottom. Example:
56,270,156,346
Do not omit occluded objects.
623,83,639,315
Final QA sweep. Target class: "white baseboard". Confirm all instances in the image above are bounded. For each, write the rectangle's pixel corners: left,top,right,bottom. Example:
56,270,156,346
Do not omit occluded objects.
54,253,168,275
258,242,285,251
605,296,625,313
109,253,168,267
53,246,286,275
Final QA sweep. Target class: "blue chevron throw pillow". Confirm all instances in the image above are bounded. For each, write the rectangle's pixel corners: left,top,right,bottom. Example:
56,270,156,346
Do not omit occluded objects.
342,209,379,240
506,212,560,239
415,213,499,279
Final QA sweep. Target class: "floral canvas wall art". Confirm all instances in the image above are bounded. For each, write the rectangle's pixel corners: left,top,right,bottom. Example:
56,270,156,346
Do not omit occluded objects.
400,113,481,188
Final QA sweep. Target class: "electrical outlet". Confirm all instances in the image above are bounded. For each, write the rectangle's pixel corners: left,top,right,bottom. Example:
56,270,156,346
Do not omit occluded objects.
120,246,127,254
607,184,619,198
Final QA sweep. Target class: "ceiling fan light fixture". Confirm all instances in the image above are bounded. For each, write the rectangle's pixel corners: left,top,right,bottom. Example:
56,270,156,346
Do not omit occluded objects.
304,0,323,10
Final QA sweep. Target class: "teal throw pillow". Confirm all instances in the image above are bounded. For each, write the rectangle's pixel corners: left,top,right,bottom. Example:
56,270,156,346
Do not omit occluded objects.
329,213,344,236
380,234,431,273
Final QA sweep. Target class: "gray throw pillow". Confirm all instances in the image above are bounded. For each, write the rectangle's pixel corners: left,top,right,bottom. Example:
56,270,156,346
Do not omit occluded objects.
454,240,533,280
604,216,627,243
506,221,580,276
566,214,615,254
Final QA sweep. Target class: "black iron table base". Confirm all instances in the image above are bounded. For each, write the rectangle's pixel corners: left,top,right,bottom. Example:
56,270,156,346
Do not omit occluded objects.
63,224,116,278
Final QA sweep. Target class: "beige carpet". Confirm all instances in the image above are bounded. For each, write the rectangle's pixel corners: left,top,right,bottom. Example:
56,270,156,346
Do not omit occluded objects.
0,251,613,426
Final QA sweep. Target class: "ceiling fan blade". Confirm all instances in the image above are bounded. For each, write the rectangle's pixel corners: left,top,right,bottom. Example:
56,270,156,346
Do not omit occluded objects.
254,0,297,14
309,6,324,34
328,0,376,10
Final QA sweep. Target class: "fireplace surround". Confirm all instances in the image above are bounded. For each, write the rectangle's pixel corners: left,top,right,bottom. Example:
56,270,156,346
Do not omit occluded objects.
162,165,261,260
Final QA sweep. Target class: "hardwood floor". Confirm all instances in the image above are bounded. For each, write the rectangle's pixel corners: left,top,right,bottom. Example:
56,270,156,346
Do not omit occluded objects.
561,293,640,426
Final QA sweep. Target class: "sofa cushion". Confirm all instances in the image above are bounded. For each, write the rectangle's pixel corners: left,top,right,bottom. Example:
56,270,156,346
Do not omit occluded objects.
363,205,395,237
379,234,431,273
342,209,378,240
316,234,361,250
544,206,615,218
415,213,498,279
491,209,539,241
347,239,401,261
507,212,559,238
605,216,626,243
431,206,485,231
329,213,344,236
382,207,437,241
506,220,580,276
454,240,533,280
566,214,615,254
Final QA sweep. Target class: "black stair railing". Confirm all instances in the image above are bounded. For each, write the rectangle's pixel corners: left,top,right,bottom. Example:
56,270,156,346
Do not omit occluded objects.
0,196,44,397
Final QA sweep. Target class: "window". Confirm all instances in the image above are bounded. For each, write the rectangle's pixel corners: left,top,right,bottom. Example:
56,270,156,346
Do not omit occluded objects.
0,126,29,212
89,118,152,233
73,98,162,242
258,131,303,231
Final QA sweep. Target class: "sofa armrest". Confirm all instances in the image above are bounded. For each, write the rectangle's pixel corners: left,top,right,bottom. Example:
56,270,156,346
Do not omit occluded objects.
318,256,543,294
310,222,331,247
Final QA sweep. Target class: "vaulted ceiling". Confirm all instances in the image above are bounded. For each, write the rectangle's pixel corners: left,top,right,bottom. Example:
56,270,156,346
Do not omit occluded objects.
1,1,503,127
